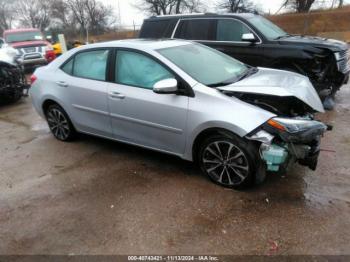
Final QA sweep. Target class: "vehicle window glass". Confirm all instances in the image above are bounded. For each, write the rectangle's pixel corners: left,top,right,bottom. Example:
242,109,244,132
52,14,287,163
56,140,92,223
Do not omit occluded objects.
0,39,3,48
116,50,174,89
158,43,247,86
174,19,215,40
139,20,176,38
61,59,73,75
5,31,43,43
217,19,252,41
73,50,108,81
248,16,287,40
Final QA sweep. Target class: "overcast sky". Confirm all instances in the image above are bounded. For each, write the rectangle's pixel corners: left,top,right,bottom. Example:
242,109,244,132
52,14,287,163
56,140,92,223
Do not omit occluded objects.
100,0,349,28
100,0,286,27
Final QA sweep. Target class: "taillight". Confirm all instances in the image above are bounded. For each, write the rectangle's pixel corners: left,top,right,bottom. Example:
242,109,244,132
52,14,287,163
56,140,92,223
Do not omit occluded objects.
30,74,37,85
45,45,56,62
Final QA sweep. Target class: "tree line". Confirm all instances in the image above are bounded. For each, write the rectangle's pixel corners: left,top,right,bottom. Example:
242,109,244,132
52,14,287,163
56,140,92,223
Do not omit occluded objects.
0,0,115,37
0,0,347,36
136,0,347,15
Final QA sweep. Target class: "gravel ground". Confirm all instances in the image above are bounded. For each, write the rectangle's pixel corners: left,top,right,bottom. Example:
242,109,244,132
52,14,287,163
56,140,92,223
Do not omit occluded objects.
0,87,349,255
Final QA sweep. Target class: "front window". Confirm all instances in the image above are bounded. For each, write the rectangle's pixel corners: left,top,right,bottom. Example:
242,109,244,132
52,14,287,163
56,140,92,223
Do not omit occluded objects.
5,31,44,43
216,19,252,42
248,16,287,40
158,43,248,86
115,50,174,89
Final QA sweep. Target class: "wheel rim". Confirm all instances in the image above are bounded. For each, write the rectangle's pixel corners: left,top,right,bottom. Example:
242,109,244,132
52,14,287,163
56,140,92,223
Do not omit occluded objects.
202,141,249,186
47,108,70,140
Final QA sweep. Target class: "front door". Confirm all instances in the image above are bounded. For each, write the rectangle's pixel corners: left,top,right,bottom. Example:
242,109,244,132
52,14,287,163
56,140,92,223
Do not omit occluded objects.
108,49,189,155
204,18,264,66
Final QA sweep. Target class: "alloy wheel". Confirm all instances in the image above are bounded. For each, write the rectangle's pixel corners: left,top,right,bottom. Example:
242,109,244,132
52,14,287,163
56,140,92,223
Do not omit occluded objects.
46,108,70,140
202,141,249,186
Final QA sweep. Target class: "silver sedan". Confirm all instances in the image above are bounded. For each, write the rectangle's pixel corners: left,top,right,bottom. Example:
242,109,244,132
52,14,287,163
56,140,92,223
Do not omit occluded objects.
30,39,328,189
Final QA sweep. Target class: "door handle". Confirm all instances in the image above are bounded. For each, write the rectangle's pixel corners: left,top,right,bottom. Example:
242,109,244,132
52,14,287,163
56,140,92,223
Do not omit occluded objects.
56,81,68,87
109,91,125,99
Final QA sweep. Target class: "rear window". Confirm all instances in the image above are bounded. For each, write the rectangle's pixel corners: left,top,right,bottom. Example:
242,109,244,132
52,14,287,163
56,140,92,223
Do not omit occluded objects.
174,19,216,41
61,49,109,81
139,20,177,38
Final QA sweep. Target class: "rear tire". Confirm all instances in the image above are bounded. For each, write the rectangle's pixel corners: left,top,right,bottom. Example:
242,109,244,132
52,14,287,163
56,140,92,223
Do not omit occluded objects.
45,104,76,141
198,133,261,189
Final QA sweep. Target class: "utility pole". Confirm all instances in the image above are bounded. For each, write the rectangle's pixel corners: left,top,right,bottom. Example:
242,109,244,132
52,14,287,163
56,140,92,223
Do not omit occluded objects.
118,0,122,27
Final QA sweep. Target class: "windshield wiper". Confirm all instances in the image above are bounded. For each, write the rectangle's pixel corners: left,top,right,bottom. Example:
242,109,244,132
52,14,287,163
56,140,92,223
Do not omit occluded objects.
236,67,259,81
207,67,258,88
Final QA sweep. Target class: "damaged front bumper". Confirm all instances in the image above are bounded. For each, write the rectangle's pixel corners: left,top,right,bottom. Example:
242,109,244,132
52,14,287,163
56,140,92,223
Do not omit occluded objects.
248,117,330,173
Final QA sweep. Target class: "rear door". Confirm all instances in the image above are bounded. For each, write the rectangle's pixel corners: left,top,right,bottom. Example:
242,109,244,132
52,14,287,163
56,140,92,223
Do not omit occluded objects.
107,49,189,155
58,49,112,137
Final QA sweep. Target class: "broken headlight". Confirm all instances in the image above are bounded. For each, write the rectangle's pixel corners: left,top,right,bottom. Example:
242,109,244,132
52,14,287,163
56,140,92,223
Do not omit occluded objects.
264,117,327,143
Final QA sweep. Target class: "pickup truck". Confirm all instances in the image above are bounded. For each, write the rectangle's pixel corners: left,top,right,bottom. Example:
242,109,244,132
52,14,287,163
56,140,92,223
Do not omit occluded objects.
3,28,56,71
139,13,350,108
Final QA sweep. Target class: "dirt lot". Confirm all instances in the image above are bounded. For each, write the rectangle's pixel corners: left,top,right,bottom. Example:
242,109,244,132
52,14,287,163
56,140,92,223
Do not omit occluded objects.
0,87,350,255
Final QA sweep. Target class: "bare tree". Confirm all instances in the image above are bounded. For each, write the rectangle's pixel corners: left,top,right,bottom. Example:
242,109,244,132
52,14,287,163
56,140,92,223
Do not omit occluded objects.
85,0,114,34
64,0,115,35
16,0,52,30
333,0,344,8
280,0,317,13
217,0,257,13
135,0,205,15
0,0,17,34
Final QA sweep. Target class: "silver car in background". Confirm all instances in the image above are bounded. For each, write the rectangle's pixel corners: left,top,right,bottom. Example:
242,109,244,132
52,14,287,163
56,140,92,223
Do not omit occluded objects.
30,39,328,189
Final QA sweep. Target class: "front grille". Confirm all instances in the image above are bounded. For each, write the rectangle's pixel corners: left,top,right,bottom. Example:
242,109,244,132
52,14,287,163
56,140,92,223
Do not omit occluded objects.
19,45,45,54
337,49,350,73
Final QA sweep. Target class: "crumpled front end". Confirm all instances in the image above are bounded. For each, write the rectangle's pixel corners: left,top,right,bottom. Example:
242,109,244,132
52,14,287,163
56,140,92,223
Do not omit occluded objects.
248,116,329,173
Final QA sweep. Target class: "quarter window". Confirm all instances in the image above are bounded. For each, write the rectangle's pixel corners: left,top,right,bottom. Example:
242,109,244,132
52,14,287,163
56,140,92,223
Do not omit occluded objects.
115,50,174,89
61,59,73,75
72,50,108,81
174,19,216,40
216,19,252,42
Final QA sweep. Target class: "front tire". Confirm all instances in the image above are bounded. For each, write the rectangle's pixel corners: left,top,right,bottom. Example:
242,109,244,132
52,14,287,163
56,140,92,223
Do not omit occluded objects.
198,133,260,189
45,104,76,141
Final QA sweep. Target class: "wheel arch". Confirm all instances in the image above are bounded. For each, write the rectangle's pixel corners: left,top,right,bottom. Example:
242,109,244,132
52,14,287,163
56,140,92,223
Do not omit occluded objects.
191,127,242,163
42,99,62,114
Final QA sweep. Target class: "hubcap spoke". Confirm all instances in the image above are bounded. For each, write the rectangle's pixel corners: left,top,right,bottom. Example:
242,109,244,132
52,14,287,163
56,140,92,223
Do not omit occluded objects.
227,165,246,181
229,163,249,171
206,147,222,161
207,163,222,173
203,159,221,164
218,166,226,184
214,142,224,159
227,151,244,162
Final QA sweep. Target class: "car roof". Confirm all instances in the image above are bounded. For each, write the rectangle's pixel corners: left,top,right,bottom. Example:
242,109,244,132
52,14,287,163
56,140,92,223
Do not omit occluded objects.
3,28,41,34
144,12,257,21
78,39,193,52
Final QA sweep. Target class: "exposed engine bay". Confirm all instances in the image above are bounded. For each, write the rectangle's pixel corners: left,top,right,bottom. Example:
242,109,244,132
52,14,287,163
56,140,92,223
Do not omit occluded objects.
221,87,329,178
225,92,314,117
0,46,28,104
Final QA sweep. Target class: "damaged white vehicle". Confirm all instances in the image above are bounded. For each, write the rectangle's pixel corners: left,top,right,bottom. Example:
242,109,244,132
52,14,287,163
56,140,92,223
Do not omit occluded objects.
30,40,330,189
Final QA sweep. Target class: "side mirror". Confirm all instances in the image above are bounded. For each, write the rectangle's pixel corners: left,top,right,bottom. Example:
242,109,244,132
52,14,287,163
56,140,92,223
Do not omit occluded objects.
242,33,257,43
153,78,178,94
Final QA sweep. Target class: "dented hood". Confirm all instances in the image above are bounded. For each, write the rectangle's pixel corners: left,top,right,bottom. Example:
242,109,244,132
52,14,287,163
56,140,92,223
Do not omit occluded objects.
217,67,325,113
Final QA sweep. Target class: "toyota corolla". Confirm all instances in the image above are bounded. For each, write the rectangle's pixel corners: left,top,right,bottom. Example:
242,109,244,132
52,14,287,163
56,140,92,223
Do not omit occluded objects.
30,39,329,189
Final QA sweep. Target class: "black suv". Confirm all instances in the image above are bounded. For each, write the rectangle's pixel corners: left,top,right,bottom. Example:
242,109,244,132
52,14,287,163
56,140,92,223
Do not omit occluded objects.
139,13,350,103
